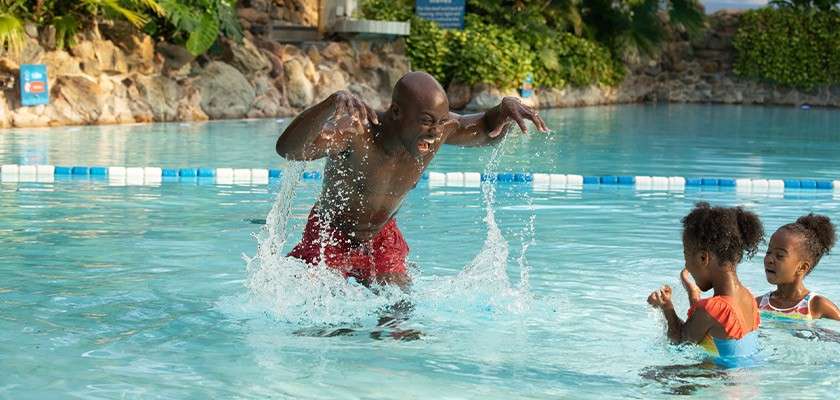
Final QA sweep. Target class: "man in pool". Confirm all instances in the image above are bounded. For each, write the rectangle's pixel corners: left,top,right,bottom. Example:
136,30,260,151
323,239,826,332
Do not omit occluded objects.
276,71,548,288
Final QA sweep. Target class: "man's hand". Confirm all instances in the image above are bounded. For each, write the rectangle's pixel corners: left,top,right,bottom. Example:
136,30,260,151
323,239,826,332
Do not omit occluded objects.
648,285,674,310
321,90,380,140
489,97,549,138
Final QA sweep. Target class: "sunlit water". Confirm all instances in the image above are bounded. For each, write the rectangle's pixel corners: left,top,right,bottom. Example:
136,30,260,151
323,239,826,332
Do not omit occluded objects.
2,104,840,399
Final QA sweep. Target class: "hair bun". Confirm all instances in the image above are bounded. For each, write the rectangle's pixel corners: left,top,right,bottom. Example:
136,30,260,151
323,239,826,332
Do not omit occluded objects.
735,206,764,258
796,213,836,256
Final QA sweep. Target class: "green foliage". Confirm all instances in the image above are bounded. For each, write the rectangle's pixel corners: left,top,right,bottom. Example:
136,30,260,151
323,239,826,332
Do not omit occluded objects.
445,15,533,89
52,14,80,49
769,0,840,12
359,0,622,90
0,11,25,55
0,0,241,57
405,17,449,83
150,0,242,56
581,0,704,57
734,8,840,89
532,31,623,88
359,0,413,21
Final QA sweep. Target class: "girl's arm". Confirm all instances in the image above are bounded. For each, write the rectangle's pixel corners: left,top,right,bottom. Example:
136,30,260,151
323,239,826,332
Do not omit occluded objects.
812,296,840,320
649,285,714,343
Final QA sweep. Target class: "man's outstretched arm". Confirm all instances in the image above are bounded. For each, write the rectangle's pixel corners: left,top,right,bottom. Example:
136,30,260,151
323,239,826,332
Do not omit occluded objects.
445,97,549,147
276,91,379,160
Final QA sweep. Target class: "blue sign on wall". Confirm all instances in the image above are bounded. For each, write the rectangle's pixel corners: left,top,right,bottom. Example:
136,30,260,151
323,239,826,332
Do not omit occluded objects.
20,64,49,106
416,0,466,29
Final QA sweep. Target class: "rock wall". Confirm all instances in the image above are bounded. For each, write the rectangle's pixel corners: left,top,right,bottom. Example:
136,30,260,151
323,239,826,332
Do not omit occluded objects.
0,21,407,128
238,0,319,31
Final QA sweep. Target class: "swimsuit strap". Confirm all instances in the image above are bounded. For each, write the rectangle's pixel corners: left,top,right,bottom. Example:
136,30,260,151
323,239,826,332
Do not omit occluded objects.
758,292,773,309
800,292,813,307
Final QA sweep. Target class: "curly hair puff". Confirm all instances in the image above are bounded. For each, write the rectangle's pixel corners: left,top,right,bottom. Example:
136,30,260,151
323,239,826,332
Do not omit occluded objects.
780,213,836,273
682,202,764,265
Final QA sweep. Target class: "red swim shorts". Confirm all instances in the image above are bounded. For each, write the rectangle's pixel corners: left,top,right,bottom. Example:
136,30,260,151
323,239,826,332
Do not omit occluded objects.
287,208,409,282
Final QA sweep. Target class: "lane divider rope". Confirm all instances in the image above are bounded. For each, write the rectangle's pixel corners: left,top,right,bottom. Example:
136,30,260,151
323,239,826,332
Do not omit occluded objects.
1,164,839,193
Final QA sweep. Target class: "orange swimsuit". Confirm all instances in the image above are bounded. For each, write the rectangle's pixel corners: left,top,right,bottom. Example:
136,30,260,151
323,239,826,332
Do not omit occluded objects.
687,295,761,368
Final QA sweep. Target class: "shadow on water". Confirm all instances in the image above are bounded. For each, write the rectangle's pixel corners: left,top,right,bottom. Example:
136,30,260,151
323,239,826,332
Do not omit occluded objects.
291,299,422,341
640,362,730,396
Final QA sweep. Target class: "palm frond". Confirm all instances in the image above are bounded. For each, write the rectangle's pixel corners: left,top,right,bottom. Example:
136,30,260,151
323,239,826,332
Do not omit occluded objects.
83,0,149,27
0,12,25,56
185,13,219,56
157,0,199,31
669,0,704,35
52,14,80,49
134,0,165,17
216,0,242,40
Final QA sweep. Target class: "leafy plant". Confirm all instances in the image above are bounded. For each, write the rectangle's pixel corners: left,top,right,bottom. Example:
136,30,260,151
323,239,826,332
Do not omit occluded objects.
405,16,450,83
769,0,840,13
359,0,622,89
445,15,534,89
734,7,840,88
359,0,413,21
580,0,704,57
0,0,241,57
150,0,241,56
0,11,25,55
532,30,623,88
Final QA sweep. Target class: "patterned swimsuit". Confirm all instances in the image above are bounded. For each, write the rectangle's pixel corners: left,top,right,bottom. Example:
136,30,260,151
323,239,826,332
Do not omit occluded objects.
758,291,815,320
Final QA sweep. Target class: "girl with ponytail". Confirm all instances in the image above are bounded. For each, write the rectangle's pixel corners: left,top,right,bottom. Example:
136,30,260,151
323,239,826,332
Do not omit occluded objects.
647,202,764,368
759,214,840,320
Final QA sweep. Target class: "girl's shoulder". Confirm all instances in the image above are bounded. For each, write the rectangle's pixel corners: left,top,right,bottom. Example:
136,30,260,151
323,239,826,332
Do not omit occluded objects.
811,295,840,320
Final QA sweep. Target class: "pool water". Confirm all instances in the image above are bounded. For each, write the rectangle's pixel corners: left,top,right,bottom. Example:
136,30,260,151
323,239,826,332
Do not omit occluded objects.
2,104,840,399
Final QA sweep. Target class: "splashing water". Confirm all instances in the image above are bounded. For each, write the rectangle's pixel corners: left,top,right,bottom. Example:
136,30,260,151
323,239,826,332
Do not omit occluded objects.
240,124,540,328
242,161,400,326
414,126,538,315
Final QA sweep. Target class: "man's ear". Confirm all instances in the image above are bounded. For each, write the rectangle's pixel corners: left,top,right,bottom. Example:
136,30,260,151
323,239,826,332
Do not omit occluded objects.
390,103,400,119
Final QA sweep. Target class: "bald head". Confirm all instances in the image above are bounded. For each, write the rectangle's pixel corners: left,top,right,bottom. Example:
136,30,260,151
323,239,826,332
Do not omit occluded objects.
391,71,448,111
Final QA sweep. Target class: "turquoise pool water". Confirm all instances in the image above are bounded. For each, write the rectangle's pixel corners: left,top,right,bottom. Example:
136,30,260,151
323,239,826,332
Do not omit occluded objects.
2,104,840,399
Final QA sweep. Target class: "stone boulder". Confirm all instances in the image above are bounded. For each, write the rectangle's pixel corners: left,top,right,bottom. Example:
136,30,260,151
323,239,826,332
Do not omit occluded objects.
156,42,195,76
0,92,11,128
41,51,83,87
176,85,209,122
70,39,129,75
465,84,520,111
96,77,135,124
10,104,52,127
447,82,471,110
314,66,348,104
222,38,271,76
247,75,283,118
284,58,314,108
20,38,45,64
195,61,255,119
133,75,180,121
52,75,104,123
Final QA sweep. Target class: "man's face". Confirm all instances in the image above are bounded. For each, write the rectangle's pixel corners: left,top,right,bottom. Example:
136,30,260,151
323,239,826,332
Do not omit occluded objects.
397,92,452,160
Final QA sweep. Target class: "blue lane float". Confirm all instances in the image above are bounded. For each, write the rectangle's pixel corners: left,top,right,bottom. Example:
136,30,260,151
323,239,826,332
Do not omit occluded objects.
2,164,840,193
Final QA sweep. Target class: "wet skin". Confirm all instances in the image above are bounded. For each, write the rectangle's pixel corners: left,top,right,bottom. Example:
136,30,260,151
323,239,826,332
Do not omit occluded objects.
761,229,840,320
275,72,548,284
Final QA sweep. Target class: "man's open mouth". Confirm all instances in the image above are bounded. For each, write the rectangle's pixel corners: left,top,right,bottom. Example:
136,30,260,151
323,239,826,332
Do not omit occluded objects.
765,268,776,275
417,137,435,153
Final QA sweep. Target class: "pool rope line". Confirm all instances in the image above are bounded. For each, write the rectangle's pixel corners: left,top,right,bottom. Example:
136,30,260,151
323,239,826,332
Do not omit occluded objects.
1,164,840,193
